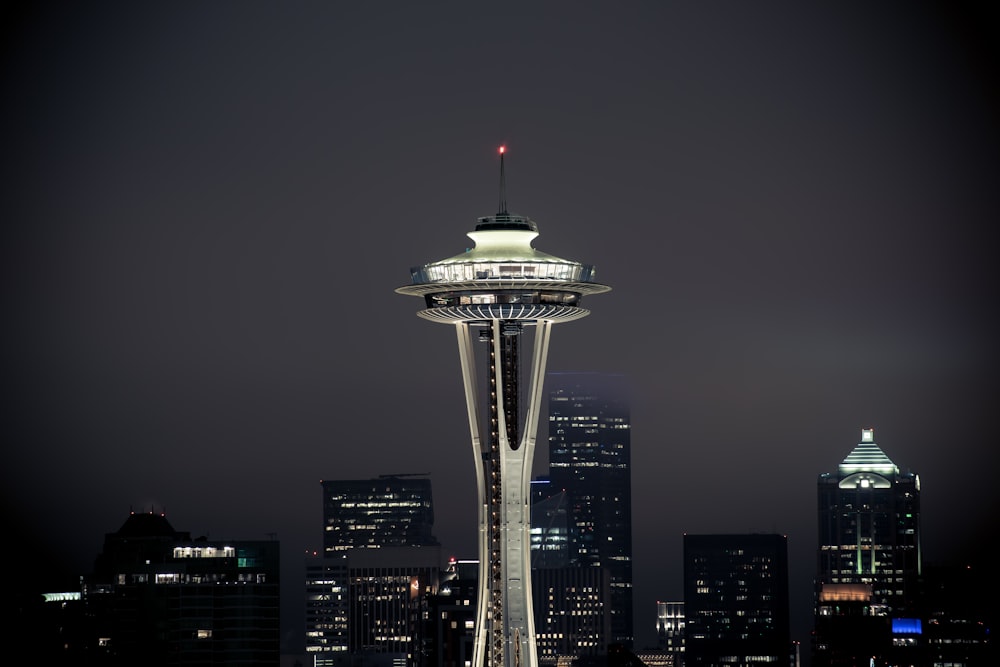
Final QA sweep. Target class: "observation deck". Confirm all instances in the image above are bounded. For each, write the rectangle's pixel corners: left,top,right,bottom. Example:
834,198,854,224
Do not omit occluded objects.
396,213,611,324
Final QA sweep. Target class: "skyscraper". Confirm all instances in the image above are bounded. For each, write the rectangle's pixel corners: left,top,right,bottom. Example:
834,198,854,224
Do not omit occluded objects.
530,476,614,662
683,533,791,667
396,148,610,667
812,428,922,667
320,475,440,555
815,428,922,608
546,371,633,648
346,545,442,661
531,565,612,661
306,475,441,663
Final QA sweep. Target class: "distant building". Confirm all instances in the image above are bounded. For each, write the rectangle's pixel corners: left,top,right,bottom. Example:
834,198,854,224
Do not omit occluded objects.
530,476,615,663
16,587,89,660
812,429,995,665
86,510,280,665
530,477,618,663
532,565,612,662
347,545,441,662
547,371,634,649
307,475,441,665
683,533,791,667
305,558,349,659
915,561,994,665
321,475,439,555
816,429,921,612
812,428,921,666
656,601,684,664
426,558,479,667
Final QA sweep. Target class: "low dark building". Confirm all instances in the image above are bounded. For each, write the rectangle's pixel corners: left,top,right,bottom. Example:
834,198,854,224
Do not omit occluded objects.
85,510,280,665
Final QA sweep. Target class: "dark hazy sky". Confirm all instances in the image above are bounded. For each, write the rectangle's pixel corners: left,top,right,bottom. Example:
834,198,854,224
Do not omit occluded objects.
3,1,998,653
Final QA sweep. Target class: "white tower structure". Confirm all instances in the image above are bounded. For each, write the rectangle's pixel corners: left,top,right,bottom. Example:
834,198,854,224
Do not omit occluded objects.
396,148,610,667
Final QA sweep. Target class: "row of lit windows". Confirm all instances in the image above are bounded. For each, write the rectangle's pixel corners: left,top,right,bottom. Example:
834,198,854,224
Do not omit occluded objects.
117,572,268,585
173,546,236,559
332,501,427,508
419,260,584,283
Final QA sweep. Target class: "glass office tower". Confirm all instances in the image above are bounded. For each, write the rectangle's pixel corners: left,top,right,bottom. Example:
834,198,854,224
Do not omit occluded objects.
815,428,921,607
321,475,440,555
546,371,633,648
812,428,922,667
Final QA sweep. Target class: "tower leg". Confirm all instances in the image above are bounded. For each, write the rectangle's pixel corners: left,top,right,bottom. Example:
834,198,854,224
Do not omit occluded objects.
455,320,551,667
456,322,490,667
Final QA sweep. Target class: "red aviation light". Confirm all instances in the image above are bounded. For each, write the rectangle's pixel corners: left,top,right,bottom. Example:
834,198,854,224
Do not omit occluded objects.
498,145,506,154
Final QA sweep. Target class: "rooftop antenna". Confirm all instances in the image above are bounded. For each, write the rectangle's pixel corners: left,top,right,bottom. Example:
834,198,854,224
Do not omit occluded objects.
497,145,508,215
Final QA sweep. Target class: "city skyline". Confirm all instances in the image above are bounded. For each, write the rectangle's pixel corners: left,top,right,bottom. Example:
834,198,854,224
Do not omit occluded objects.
19,428,988,663
3,2,997,658
12,386,987,656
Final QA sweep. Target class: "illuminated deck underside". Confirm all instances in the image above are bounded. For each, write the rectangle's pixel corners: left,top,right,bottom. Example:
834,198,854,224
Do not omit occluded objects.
397,280,608,324
415,304,590,323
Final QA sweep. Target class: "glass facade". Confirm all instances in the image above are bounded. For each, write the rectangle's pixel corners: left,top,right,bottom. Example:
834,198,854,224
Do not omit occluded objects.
546,371,634,649
321,476,440,555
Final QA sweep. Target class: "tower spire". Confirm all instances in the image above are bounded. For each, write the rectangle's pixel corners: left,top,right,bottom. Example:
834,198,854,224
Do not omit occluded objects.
498,145,508,215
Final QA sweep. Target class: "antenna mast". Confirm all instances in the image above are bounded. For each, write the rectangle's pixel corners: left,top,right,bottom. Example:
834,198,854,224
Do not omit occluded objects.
498,145,508,215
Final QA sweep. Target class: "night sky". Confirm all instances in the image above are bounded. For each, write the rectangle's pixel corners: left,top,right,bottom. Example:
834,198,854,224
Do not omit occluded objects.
3,1,998,655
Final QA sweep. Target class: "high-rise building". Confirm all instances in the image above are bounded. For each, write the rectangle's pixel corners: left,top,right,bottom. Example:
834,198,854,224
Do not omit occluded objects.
531,565,612,661
306,475,441,664
812,428,922,667
347,545,442,662
321,475,440,555
396,147,610,667
530,477,612,663
682,533,791,667
305,557,349,660
816,428,921,611
87,511,280,665
546,371,633,648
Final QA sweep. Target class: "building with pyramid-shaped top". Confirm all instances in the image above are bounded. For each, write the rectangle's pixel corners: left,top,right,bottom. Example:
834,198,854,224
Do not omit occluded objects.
812,428,921,666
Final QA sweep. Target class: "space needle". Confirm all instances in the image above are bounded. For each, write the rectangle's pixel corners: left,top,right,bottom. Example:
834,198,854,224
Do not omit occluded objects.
396,147,610,667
